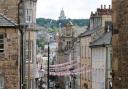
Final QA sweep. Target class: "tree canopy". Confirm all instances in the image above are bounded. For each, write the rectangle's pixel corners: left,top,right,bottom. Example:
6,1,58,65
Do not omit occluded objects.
36,18,89,28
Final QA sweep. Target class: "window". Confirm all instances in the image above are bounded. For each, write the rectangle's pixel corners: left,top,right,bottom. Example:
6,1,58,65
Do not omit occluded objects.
88,67,91,81
82,64,84,79
25,79,33,89
66,41,71,50
88,47,91,58
84,46,86,58
109,49,112,69
25,40,33,63
25,9,32,23
0,34,4,53
84,66,86,80
66,30,71,36
0,76,4,89
67,41,71,49
81,46,83,59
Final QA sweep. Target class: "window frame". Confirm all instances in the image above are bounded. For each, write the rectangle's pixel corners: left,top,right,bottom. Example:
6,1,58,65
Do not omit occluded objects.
25,40,33,63
0,33,4,54
25,9,32,23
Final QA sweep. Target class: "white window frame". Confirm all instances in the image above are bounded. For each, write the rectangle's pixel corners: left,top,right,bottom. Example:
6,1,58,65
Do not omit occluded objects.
25,9,32,23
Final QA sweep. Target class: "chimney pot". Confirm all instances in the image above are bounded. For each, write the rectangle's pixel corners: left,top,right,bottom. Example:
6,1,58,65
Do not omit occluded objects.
104,5,106,9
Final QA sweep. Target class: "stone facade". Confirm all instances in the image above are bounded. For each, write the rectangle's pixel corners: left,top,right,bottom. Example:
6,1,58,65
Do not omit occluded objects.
90,31,112,89
23,0,38,89
112,0,128,89
79,5,112,89
0,0,20,89
0,0,18,22
56,22,74,89
79,35,91,89
0,0,38,89
0,28,19,89
0,18,19,89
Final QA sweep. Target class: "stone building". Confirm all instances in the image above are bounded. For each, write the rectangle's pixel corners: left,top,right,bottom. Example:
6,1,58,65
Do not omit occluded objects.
20,0,38,89
0,0,18,22
112,0,128,89
90,5,112,89
0,13,19,89
79,5,112,89
0,0,20,89
56,22,74,89
0,0,38,89
79,30,92,89
90,30,112,89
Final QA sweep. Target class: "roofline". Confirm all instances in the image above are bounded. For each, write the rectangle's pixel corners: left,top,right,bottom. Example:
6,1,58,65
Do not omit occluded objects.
90,43,111,48
0,13,18,26
0,25,18,28
79,34,91,38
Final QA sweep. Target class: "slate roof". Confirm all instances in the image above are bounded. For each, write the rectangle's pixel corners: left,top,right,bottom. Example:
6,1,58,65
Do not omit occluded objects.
0,13,17,27
79,25,102,37
90,31,112,47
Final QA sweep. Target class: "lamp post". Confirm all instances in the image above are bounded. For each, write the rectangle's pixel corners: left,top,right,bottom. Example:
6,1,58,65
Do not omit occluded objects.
47,35,50,89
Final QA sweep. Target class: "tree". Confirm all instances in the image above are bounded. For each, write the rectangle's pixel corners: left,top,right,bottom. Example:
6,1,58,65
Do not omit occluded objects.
37,37,46,49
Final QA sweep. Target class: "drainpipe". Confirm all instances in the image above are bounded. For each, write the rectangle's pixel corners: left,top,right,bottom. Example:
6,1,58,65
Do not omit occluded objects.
18,0,26,89
90,47,92,89
18,1,23,89
79,39,81,89
105,46,108,89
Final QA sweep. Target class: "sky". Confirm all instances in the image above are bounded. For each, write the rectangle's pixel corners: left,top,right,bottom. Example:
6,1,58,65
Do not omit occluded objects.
36,0,111,20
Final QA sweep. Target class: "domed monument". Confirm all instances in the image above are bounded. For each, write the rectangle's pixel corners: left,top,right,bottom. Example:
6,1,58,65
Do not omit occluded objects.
58,8,66,20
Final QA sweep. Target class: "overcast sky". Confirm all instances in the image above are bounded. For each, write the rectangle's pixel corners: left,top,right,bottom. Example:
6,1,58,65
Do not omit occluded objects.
36,0,111,20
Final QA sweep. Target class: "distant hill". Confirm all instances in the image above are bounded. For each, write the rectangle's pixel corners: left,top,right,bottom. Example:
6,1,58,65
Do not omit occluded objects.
36,18,89,28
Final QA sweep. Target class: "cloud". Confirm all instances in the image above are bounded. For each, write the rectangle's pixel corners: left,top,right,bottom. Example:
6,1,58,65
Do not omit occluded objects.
36,0,111,19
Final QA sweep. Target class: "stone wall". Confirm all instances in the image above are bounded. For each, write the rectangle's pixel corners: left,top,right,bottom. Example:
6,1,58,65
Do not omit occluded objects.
112,0,128,89
0,0,19,21
0,28,19,89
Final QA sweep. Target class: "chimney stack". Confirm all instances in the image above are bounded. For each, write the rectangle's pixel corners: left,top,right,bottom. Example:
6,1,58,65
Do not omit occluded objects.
104,5,106,9
109,5,111,9
101,4,103,9
91,11,93,15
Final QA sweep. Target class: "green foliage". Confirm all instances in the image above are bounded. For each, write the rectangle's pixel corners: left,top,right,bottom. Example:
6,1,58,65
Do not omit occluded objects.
37,37,46,49
47,27,59,33
36,18,58,28
36,18,89,28
71,19,90,26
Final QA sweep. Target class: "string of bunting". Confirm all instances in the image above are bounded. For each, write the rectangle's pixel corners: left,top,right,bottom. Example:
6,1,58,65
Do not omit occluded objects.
38,59,105,77
42,66,91,76
49,60,77,67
